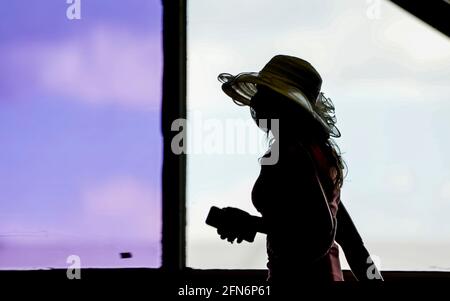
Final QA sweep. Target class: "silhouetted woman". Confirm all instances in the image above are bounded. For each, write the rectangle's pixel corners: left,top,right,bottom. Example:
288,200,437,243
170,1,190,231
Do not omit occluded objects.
216,55,382,284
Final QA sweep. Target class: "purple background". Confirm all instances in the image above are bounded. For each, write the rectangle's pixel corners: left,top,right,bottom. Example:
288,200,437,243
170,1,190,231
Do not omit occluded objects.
0,0,162,268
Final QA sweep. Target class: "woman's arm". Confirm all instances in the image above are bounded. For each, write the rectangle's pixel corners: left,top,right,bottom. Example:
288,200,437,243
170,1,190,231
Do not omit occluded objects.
336,202,384,281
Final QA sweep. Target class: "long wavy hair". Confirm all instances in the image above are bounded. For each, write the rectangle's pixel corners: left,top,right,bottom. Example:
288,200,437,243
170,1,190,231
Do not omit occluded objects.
316,137,346,189
250,86,346,189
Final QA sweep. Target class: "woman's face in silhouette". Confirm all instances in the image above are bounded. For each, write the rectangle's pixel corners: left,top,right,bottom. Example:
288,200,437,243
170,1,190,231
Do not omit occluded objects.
249,86,276,128
250,85,316,134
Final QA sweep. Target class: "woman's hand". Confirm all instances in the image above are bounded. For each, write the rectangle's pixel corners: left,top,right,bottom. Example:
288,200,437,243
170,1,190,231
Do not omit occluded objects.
215,207,257,244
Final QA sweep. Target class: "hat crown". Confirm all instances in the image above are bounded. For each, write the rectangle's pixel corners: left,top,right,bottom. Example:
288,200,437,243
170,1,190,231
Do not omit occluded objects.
259,55,322,104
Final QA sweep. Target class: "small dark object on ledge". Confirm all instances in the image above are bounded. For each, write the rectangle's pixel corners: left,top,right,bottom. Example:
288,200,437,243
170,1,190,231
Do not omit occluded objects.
120,252,133,259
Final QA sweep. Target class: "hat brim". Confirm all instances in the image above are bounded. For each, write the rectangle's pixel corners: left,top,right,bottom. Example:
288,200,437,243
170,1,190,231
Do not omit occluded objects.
218,72,338,137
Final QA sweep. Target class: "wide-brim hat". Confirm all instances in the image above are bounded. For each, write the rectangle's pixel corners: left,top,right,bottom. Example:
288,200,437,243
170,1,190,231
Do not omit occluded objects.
218,55,341,138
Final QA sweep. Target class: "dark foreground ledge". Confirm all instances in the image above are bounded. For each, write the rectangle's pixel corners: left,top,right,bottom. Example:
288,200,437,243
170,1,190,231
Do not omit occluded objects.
0,269,449,297
1,268,450,280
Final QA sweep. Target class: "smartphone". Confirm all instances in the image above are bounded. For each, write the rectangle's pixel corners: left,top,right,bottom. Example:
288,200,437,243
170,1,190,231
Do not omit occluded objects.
205,206,258,242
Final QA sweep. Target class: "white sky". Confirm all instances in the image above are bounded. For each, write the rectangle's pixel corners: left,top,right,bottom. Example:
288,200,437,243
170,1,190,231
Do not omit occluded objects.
187,0,450,270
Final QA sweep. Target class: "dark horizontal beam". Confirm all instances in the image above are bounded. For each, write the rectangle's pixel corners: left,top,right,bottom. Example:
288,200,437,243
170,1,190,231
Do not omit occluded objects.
389,0,450,37
2,268,450,280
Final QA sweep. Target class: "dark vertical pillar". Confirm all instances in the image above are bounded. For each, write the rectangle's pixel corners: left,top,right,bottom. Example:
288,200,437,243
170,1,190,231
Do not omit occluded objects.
161,0,187,271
